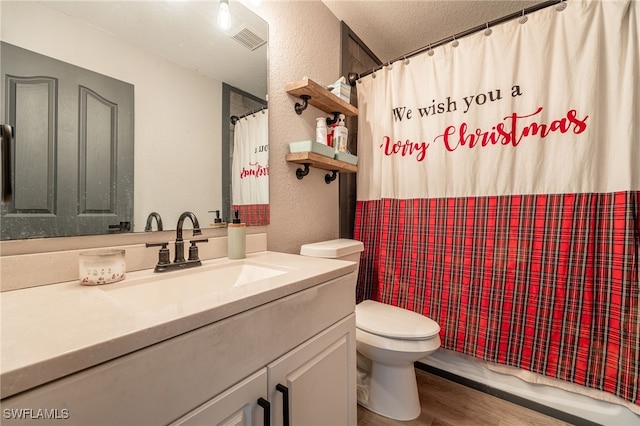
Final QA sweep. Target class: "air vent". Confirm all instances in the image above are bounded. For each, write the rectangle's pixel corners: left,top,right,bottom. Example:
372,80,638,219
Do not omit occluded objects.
231,27,266,51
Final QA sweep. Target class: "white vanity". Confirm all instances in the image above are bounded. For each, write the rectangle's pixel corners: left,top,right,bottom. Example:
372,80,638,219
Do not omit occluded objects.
0,252,358,425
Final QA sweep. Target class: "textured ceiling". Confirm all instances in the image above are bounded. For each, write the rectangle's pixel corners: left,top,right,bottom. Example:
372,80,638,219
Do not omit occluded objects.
322,0,548,63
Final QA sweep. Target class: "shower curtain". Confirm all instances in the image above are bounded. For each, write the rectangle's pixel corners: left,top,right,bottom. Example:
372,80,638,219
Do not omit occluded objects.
354,0,639,408
232,109,269,225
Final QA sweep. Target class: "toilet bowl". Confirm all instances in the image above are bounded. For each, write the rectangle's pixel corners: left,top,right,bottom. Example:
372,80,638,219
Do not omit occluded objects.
300,239,441,421
355,299,440,420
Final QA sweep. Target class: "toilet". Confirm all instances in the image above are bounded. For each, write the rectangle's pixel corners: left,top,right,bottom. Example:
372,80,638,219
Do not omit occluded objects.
300,239,441,421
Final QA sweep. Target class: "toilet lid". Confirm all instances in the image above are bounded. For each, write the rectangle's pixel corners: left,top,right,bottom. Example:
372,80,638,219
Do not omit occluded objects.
356,300,440,340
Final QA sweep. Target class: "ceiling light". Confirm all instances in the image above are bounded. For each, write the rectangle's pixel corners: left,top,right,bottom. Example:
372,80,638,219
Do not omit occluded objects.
217,0,231,30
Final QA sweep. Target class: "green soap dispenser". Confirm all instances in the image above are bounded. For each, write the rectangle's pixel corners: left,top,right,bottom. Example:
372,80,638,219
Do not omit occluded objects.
228,210,246,259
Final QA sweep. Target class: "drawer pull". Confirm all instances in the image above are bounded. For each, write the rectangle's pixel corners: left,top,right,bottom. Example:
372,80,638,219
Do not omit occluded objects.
275,384,290,426
257,397,270,426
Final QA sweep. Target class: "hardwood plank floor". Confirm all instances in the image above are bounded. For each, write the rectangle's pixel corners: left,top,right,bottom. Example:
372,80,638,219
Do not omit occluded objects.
357,368,572,426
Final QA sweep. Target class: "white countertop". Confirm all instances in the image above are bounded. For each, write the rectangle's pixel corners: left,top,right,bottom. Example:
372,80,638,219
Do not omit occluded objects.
1,251,356,399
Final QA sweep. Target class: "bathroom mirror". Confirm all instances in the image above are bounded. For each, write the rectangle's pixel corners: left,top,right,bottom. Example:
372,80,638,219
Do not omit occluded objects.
0,0,268,240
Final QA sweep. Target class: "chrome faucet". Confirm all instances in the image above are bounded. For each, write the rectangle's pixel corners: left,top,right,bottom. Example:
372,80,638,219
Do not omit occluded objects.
145,211,208,272
144,212,163,232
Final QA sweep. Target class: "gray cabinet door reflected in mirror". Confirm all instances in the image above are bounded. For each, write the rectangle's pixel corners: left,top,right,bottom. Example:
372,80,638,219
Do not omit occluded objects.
1,42,134,240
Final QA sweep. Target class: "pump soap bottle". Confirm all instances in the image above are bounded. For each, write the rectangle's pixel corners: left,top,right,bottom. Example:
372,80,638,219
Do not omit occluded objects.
208,210,226,228
333,114,348,153
228,210,246,259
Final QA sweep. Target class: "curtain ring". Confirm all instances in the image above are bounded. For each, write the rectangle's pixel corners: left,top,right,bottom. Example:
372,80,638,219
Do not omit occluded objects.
556,0,567,11
451,36,459,48
427,44,434,56
484,22,492,36
404,56,410,65
386,61,393,71
372,69,377,79
518,9,528,24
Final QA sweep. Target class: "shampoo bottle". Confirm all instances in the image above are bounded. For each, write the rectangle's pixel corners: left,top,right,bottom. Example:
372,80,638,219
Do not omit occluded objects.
227,210,246,259
333,114,348,153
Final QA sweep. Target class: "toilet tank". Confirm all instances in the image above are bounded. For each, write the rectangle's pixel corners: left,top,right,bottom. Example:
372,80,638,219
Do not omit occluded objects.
300,239,364,275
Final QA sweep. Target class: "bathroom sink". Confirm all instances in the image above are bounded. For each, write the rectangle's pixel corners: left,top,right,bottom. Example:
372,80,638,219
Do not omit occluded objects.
101,260,291,312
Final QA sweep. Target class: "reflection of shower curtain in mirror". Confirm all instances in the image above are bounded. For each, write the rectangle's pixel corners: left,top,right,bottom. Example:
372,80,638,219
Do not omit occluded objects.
232,109,269,225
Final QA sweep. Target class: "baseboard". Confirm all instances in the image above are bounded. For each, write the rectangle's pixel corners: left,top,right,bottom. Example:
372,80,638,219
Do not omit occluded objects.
415,362,601,426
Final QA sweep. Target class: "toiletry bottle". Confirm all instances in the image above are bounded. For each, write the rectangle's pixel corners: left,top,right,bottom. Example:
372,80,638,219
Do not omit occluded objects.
227,210,246,259
333,114,348,153
316,117,328,145
327,126,334,147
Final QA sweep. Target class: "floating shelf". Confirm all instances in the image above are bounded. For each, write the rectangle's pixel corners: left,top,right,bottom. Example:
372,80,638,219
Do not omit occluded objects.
286,151,357,184
285,78,358,117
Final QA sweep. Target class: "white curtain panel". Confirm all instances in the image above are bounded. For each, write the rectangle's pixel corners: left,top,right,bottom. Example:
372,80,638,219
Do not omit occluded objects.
356,0,639,201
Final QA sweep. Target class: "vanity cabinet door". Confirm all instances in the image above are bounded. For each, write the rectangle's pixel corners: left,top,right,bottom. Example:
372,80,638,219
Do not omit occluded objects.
268,314,356,426
170,369,268,426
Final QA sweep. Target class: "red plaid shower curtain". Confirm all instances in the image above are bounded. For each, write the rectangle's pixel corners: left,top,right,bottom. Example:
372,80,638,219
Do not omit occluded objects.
354,0,639,407
355,192,639,404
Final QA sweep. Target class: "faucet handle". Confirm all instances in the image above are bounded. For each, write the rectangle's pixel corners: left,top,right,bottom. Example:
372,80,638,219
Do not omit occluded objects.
188,238,208,261
190,238,209,244
146,242,171,267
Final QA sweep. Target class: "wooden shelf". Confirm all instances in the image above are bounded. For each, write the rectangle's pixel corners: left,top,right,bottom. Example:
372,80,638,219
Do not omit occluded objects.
286,151,357,183
286,152,357,173
285,78,358,117
284,78,358,183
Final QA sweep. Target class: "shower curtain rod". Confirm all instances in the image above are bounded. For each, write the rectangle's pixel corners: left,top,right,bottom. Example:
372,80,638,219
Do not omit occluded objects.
230,106,267,125
230,107,267,125
350,0,565,84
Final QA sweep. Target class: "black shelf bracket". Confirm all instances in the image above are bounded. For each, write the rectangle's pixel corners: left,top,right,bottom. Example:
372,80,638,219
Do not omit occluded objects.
325,112,341,126
294,95,311,115
295,163,310,179
325,170,338,184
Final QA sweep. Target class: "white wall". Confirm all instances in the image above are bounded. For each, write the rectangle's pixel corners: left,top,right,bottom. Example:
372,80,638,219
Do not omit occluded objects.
1,1,223,232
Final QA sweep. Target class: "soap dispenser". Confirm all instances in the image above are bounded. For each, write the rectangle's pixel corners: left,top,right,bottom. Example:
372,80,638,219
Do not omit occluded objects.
227,210,246,259
333,114,348,153
208,210,226,228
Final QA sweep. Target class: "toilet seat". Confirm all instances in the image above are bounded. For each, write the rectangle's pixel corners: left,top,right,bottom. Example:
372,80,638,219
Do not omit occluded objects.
356,328,441,354
356,300,440,340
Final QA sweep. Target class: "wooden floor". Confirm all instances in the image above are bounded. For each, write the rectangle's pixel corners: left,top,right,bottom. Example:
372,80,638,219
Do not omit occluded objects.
357,368,571,426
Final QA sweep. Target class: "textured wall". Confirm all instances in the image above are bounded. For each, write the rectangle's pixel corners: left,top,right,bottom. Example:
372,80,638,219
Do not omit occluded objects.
257,2,343,254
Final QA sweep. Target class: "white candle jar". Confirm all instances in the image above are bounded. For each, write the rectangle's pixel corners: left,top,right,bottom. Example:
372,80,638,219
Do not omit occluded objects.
79,249,126,285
